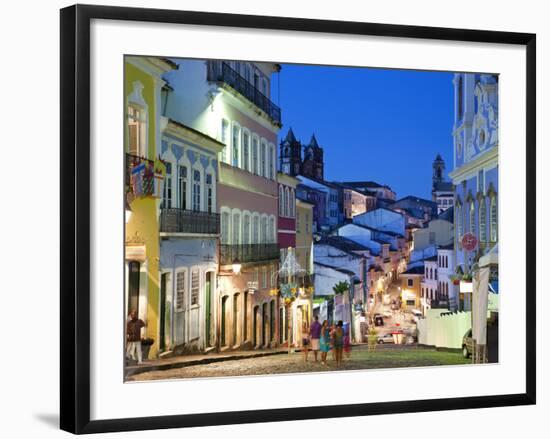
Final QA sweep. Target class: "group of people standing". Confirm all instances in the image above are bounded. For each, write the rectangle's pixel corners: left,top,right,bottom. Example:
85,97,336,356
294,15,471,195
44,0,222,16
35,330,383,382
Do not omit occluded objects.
301,316,351,366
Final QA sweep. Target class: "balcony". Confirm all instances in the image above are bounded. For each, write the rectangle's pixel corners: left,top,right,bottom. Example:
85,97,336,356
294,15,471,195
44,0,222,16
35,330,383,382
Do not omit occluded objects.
160,208,220,235
126,153,163,198
220,243,279,265
206,61,281,125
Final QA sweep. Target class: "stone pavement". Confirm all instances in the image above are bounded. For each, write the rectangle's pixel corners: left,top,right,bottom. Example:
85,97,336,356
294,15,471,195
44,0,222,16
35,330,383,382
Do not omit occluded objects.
125,347,295,378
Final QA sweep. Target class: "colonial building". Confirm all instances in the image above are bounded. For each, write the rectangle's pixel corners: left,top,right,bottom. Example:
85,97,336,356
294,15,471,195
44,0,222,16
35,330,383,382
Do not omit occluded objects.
431,154,454,214
341,180,396,203
449,73,499,310
279,128,324,180
124,56,177,358
163,58,282,350
158,118,224,353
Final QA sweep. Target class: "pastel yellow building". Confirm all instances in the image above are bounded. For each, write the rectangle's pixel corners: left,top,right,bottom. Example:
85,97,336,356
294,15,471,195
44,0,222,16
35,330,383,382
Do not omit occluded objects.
124,56,177,358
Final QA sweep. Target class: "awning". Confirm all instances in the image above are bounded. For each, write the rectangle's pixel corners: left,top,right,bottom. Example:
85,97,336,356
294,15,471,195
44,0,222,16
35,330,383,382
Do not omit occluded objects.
479,243,498,267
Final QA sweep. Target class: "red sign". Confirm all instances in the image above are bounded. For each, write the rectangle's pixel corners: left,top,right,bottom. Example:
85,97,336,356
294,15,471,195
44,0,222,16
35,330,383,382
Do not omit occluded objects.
461,233,478,252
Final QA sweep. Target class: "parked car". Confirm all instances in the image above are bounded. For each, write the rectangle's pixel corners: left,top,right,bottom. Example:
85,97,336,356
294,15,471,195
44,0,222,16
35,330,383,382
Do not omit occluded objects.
377,333,394,344
462,329,474,358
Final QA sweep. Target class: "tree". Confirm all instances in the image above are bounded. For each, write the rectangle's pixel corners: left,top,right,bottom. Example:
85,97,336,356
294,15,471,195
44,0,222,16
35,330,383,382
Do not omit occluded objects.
332,281,350,296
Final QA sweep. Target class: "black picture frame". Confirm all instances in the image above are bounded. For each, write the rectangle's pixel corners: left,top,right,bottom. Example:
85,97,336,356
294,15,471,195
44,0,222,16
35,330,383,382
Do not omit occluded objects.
60,4,536,434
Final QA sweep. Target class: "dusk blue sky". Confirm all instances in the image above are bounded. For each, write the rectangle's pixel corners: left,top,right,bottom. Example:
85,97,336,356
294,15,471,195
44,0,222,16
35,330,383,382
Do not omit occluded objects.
272,64,455,200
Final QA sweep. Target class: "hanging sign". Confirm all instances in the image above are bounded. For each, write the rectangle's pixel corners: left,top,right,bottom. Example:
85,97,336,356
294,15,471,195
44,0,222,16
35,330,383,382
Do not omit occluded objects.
461,232,478,252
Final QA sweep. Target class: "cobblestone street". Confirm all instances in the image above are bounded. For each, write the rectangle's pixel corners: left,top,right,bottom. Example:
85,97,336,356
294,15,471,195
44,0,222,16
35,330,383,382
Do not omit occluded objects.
128,345,470,381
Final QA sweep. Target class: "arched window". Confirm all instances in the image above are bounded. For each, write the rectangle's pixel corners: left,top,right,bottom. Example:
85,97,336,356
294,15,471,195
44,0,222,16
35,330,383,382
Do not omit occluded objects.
278,185,284,216
232,212,241,245
289,189,295,218
269,144,276,180
232,124,241,167
252,136,259,175
221,210,231,244
284,187,290,218
260,216,268,244
252,215,259,244
269,216,276,243
456,203,463,240
242,130,250,172
469,201,476,235
490,195,498,242
260,141,267,177
242,213,250,245
479,197,487,243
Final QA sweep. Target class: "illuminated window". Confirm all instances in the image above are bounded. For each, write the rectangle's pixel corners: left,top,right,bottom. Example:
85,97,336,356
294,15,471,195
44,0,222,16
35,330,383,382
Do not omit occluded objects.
127,106,146,157
220,119,229,163
178,165,187,210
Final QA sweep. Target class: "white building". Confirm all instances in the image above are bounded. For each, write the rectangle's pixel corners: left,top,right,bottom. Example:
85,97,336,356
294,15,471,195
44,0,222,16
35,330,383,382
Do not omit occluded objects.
437,245,459,312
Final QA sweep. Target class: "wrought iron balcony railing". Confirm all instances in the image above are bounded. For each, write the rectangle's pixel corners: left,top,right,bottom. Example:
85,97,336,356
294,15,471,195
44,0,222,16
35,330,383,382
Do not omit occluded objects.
220,243,280,265
160,208,220,235
206,61,281,125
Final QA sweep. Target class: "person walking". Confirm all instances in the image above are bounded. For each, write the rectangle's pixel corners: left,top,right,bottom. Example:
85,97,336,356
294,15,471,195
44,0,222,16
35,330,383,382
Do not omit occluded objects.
319,320,331,365
302,321,310,362
126,309,146,364
309,315,322,362
333,320,345,366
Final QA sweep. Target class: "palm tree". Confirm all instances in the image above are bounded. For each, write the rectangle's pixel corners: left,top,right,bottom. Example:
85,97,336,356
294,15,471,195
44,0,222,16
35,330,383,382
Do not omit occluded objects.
332,281,350,296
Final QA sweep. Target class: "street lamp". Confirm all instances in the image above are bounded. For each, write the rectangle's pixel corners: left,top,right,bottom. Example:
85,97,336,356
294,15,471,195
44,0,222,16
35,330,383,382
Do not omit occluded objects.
232,257,242,275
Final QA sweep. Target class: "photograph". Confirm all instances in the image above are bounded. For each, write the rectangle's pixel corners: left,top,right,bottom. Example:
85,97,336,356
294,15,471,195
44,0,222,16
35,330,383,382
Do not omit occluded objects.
123,56,499,382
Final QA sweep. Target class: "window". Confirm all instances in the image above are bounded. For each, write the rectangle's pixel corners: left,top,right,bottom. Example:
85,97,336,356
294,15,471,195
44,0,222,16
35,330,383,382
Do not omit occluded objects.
252,215,259,244
284,187,290,217
262,267,268,288
407,279,413,287
206,173,213,213
279,186,284,216
128,106,146,157
269,144,275,179
232,125,240,167
176,271,186,310
192,170,201,211
221,211,230,244
260,141,267,177
252,137,259,175
242,213,250,245
490,196,498,242
242,131,250,172
178,165,187,210
469,201,476,234
162,162,172,208
232,212,241,245
262,78,268,97
260,216,267,244
296,211,301,233
305,213,310,233
220,119,229,163
191,269,199,306
289,189,295,218
269,217,276,243
479,198,487,242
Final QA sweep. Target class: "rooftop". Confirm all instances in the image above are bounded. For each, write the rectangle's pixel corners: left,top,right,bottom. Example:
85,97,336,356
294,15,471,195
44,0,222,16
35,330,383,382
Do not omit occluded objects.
314,261,356,276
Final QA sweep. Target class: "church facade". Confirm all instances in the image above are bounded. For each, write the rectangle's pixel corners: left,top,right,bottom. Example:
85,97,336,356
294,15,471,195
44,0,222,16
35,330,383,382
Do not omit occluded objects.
279,128,324,180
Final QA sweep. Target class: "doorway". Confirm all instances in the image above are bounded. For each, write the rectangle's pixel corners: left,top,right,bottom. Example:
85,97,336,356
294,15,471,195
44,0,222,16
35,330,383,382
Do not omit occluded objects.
205,272,213,347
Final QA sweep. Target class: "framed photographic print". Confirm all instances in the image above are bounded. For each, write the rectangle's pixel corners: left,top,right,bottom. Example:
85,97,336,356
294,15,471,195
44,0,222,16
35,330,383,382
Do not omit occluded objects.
60,4,536,434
